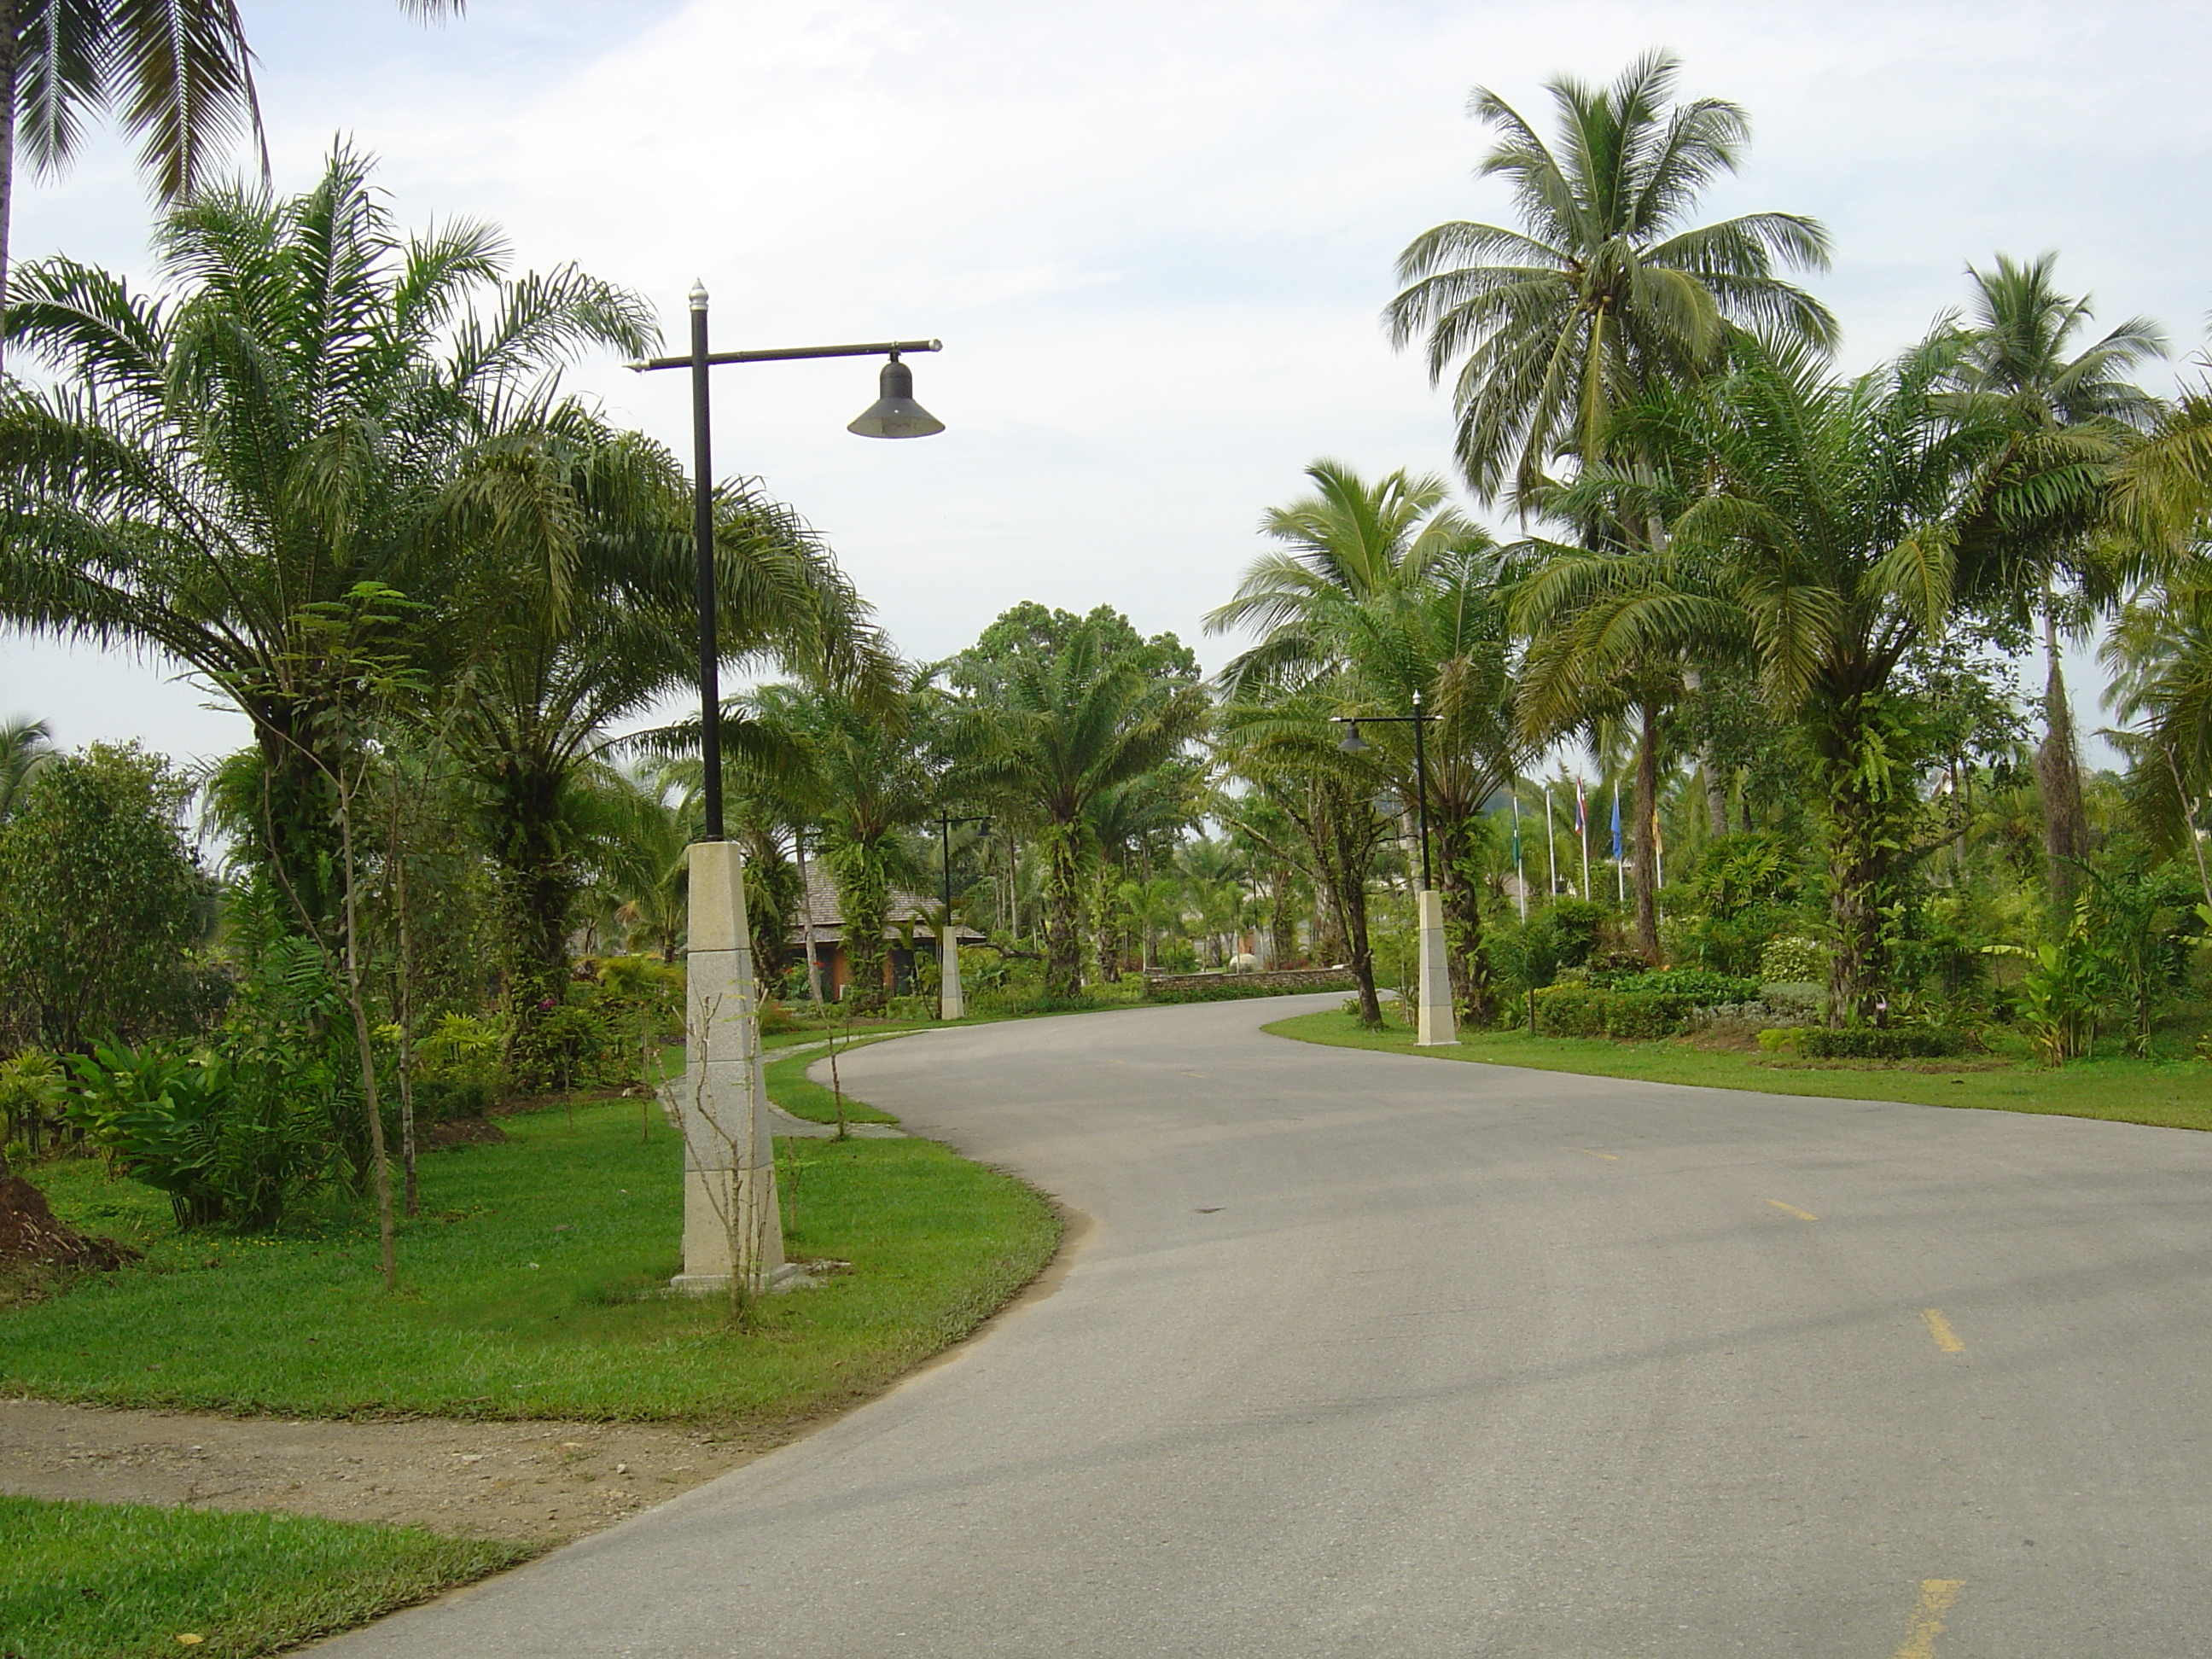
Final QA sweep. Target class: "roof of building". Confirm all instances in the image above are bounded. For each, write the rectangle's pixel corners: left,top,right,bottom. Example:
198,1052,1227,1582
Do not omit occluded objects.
787,864,989,945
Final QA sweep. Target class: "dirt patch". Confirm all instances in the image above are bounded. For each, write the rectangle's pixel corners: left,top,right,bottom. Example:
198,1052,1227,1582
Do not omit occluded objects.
0,1176,138,1272
0,1398,762,1543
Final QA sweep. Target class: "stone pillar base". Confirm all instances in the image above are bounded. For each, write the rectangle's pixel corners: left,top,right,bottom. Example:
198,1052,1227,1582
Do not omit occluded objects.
1415,889,1458,1047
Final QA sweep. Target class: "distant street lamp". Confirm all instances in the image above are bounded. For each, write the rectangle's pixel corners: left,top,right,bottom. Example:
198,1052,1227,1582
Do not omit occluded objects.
1336,690,1456,1047
935,813,991,1020
630,284,944,1296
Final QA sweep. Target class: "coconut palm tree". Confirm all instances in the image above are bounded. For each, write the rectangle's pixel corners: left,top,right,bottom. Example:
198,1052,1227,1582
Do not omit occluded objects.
1386,49,1836,502
1208,460,1531,1018
0,1,461,368
1944,253,2164,910
0,147,655,923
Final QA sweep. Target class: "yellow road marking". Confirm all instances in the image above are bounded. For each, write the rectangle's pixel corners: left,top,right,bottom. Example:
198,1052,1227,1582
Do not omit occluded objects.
1765,1198,1817,1221
1921,1308,1965,1353
1890,1578,1965,1658
1573,1148,1620,1161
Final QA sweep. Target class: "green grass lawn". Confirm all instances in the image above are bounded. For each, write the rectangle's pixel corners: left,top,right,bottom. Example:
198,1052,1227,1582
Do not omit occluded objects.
0,1493,531,1659
3,1095,1060,1423
1266,1009,2212,1132
765,1036,905,1125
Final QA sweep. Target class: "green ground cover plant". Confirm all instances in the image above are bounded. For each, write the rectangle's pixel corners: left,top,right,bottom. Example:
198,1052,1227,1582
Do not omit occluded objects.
2,1095,1059,1422
0,1493,530,1659
1265,1010,2212,1133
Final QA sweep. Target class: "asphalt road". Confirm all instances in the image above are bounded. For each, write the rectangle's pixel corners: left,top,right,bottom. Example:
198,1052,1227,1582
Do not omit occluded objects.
316,995,2212,1657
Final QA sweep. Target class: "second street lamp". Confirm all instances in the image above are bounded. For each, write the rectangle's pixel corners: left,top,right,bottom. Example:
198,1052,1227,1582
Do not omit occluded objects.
630,284,944,1298
1336,689,1456,1048
935,813,991,1020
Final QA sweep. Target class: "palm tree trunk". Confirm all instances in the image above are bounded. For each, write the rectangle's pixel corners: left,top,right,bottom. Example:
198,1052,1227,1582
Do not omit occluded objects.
1041,825,1084,999
1632,701,1662,962
1435,816,1492,1025
2037,600,2086,922
835,853,890,1014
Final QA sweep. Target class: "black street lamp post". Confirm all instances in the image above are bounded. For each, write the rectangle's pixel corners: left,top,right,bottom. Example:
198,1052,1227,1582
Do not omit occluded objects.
1335,687,1433,890
629,282,944,840
936,813,991,1020
629,284,943,1295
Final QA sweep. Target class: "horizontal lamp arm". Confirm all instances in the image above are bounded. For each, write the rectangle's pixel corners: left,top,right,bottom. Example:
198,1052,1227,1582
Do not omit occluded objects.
629,338,944,373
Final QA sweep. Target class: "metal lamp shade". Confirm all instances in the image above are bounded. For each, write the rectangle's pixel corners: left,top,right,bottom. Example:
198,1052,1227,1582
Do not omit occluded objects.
1338,721,1370,754
848,356,946,439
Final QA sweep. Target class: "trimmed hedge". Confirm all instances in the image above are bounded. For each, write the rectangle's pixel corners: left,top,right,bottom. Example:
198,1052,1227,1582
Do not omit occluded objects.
1147,975,1354,1005
1797,1027,1972,1060
1533,986,1696,1039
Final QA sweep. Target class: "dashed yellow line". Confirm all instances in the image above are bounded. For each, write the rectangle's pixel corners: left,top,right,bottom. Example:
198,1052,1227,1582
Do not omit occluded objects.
1765,1197,1817,1221
1921,1309,1965,1353
1890,1578,1965,1657
1573,1148,1620,1161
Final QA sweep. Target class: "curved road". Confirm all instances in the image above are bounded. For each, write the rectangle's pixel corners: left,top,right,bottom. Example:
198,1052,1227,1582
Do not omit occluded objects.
319,995,2212,1656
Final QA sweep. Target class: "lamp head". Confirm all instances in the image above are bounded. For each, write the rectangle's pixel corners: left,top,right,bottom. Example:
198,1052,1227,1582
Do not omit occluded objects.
1337,720,1370,755
848,352,946,439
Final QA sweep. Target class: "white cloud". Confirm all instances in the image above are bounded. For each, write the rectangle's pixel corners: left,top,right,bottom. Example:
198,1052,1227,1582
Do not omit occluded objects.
6,0,2207,761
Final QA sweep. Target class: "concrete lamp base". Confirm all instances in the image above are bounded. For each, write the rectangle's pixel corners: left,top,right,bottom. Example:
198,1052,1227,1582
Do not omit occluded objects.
1414,888,1458,1048
668,840,784,1295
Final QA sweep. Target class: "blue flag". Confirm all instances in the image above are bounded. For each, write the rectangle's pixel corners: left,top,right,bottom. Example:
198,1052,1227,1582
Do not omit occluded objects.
1610,788,1622,860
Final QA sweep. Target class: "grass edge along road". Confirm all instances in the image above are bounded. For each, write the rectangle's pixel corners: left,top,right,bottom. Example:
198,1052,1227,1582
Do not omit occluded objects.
4,1094,1060,1421
1265,1010,2212,1132
0,1493,533,1659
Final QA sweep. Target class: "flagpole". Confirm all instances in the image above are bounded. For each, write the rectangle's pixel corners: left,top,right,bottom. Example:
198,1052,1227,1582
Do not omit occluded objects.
1577,777,1591,899
1511,786,1527,921
1543,783,1558,901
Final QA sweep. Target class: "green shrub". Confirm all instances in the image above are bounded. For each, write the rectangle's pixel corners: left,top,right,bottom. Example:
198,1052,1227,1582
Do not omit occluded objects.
1758,935,1826,983
1592,968,1761,1002
1798,1027,1972,1060
1534,987,1611,1037
1603,991,1691,1038
408,1077,492,1121
63,1039,335,1230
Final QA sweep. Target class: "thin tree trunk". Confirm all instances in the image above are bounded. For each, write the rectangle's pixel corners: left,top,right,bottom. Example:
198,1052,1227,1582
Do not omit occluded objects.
1633,701,1662,962
2037,600,2086,922
394,836,418,1219
1681,667,1728,838
0,0,19,379
336,775,396,1289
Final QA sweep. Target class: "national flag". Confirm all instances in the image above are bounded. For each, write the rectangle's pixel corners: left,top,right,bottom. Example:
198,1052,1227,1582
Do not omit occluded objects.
1575,779,1588,838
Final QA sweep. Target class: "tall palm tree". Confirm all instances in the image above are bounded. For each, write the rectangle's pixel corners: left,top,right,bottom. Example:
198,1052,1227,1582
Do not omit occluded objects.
1386,49,1835,503
0,1,461,366
1209,460,1530,1018
0,147,654,923
1944,252,2164,911
952,619,1208,998
1214,690,1390,1024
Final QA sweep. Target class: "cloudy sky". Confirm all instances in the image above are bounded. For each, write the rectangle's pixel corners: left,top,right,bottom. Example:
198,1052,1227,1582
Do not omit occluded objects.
4,0,2206,765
